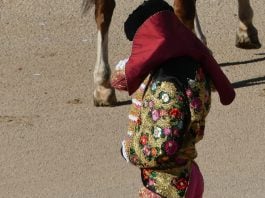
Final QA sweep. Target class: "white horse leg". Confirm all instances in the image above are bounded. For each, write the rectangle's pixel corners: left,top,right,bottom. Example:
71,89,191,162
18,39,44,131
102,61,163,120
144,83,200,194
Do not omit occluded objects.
236,0,261,49
194,12,207,46
93,0,116,106
93,30,116,106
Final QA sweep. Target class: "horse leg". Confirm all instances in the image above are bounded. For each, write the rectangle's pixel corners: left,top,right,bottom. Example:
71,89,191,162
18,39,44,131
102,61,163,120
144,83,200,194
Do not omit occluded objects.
93,0,117,106
174,0,208,46
194,12,207,46
236,0,261,49
173,0,196,32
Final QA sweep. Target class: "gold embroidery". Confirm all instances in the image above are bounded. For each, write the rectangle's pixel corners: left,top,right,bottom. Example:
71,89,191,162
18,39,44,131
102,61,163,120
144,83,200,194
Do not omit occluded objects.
125,68,211,197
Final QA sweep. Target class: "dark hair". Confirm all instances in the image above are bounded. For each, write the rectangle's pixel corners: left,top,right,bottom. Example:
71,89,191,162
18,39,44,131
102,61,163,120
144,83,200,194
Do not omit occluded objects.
124,0,174,41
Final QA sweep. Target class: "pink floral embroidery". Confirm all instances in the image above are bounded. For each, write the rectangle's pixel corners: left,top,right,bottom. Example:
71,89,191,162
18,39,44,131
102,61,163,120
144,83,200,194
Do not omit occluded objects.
148,179,155,186
172,177,188,191
143,145,151,156
163,128,172,136
186,88,193,98
139,187,161,198
159,109,168,117
152,110,160,121
149,101,155,108
190,98,202,111
175,178,188,190
164,140,178,156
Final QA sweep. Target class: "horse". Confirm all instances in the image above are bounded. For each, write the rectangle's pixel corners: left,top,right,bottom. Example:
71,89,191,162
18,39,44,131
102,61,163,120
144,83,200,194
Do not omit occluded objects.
82,0,261,106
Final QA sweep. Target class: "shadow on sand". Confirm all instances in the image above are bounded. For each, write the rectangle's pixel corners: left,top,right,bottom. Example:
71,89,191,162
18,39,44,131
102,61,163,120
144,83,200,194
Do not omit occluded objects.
220,55,265,67
114,100,132,107
219,54,265,89
232,76,265,89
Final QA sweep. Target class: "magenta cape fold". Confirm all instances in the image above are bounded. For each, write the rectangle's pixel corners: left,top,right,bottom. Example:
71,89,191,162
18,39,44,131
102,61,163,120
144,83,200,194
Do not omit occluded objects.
125,11,235,105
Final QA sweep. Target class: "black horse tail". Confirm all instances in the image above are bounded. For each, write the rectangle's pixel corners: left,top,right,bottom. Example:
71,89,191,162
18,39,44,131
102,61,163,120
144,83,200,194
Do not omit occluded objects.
82,0,95,16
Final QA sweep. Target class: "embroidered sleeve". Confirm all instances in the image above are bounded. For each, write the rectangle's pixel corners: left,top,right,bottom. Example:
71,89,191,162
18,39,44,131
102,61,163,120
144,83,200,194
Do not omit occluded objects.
128,80,190,169
111,71,128,91
111,59,129,91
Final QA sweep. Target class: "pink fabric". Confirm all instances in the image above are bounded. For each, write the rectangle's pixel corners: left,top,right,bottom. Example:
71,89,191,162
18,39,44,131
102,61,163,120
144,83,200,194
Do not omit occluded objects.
185,162,204,198
125,10,235,105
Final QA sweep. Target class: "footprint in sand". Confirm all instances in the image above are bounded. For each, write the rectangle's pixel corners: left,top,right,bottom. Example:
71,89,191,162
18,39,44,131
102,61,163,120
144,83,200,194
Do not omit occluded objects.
67,98,83,104
0,115,39,126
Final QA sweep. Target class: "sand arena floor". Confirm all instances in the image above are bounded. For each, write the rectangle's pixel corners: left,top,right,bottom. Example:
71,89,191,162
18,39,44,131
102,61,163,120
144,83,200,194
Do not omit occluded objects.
0,0,265,197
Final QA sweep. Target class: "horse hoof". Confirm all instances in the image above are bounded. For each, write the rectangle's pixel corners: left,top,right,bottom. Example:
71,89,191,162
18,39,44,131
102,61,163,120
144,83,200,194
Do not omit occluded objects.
93,87,117,107
235,28,261,49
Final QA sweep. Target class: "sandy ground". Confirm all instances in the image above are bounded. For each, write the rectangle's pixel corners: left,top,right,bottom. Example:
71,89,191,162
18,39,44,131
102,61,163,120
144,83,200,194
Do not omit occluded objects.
0,0,264,197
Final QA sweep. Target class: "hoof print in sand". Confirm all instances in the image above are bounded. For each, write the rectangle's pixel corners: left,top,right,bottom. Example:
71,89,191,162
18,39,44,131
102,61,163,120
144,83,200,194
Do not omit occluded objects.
67,98,83,104
0,115,39,126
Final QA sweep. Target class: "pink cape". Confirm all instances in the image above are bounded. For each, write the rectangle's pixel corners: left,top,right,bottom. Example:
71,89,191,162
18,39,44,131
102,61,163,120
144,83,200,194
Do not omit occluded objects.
125,11,235,105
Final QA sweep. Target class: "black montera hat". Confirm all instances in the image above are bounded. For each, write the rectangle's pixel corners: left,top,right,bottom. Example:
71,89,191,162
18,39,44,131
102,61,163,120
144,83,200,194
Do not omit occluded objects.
124,0,174,41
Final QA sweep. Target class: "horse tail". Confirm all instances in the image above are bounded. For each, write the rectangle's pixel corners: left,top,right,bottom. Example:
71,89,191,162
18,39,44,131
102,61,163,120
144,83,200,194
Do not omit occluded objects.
81,0,95,16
